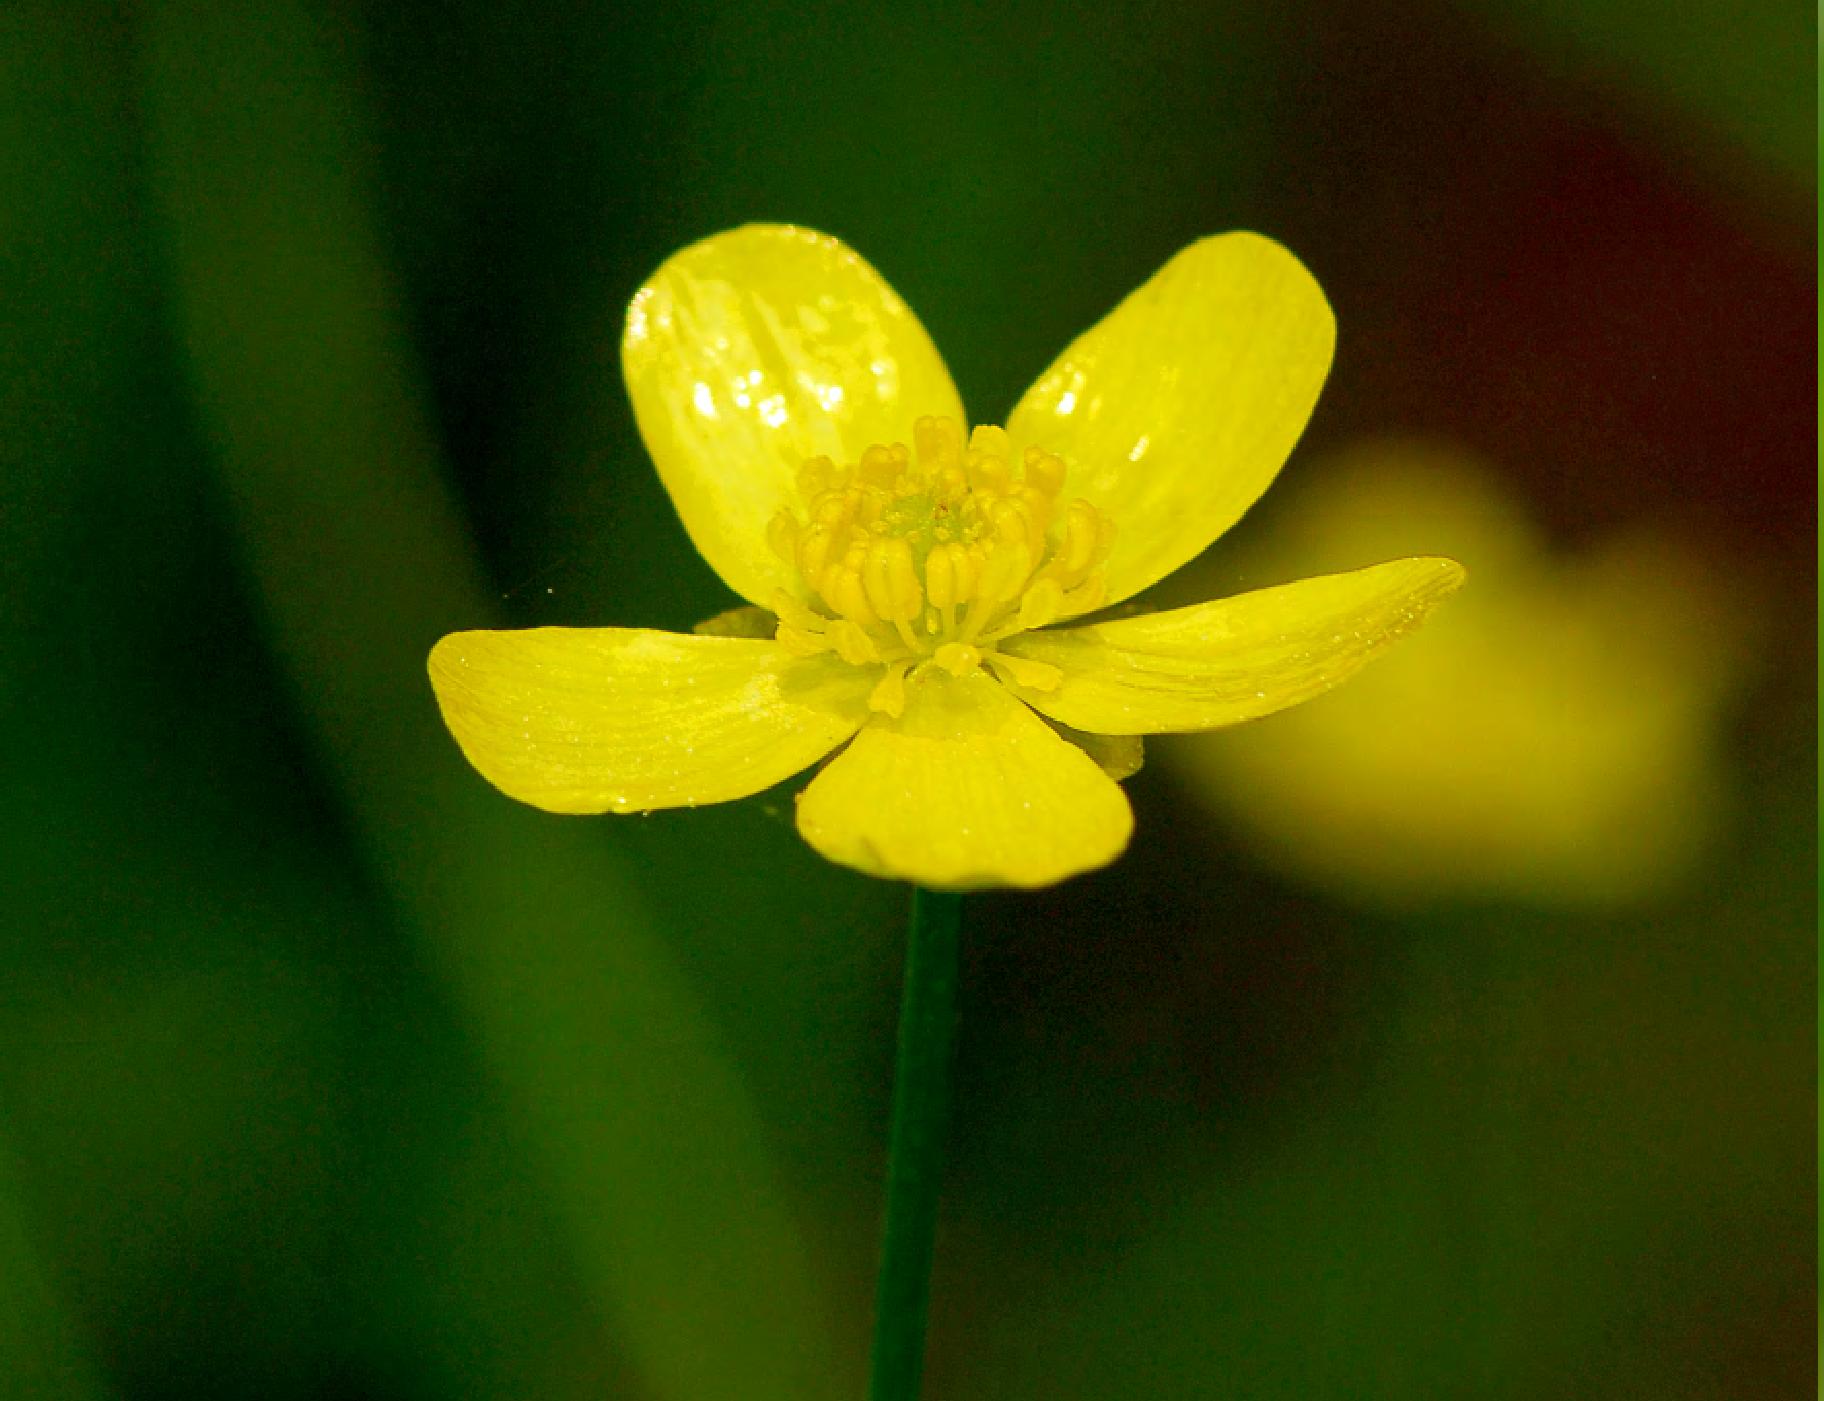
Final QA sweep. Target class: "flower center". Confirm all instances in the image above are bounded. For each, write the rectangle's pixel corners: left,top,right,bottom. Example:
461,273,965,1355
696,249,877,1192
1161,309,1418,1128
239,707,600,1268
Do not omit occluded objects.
766,416,1113,713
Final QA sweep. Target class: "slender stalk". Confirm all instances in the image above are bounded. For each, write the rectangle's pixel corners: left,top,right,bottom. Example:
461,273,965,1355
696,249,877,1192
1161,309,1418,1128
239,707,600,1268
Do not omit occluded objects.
868,887,965,1401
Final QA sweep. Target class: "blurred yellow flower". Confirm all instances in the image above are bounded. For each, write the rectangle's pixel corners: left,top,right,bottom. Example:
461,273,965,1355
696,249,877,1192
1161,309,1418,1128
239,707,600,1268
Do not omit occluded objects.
1164,440,1758,906
429,226,1462,889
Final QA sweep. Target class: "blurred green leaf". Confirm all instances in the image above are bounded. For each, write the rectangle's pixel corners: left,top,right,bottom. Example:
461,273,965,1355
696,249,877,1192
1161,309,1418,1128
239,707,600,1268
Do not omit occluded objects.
1464,0,1814,195
964,731,1814,1399
0,1137,113,1401
137,3,850,1396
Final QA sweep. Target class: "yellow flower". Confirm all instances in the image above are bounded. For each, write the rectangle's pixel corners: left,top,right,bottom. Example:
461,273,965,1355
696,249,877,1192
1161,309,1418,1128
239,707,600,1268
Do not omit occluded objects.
428,225,1463,889
1163,440,1758,906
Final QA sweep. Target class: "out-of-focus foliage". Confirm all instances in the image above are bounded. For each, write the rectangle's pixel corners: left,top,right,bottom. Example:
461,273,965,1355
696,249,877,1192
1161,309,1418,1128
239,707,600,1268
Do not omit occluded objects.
0,0,1811,1397
1466,0,1815,193
963,793,1814,1399
139,4,853,1396
1165,440,1762,907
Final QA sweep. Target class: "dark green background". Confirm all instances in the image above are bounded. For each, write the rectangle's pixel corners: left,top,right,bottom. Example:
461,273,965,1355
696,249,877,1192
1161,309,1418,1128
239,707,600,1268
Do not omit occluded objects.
1,1,1813,1397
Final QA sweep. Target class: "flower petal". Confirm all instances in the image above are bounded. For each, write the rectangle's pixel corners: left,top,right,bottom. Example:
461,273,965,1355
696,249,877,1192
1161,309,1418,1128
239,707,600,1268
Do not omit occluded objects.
429,628,872,812
999,558,1466,734
795,670,1132,890
622,224,966,606
1007,232,1335,605
1053,724,1146,782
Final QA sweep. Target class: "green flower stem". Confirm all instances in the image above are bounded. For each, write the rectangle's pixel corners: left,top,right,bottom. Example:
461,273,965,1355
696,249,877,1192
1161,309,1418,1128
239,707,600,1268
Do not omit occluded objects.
868,887,965,1401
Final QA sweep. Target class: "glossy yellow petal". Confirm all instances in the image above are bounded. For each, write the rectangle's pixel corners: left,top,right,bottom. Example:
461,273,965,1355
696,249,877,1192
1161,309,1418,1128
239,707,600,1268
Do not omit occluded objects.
1000,557,1465,734
429,628,872,813
622,224,966,606
1007,233,1335,605
795,670,1132,890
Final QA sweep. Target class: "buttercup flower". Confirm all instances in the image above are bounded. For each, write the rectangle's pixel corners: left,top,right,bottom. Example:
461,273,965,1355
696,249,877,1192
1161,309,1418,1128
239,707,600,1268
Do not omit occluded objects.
1165,439,1756,906
429,225,1463,889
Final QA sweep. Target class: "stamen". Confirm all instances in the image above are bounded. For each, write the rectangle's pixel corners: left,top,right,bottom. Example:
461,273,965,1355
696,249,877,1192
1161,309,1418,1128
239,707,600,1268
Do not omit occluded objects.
1059,571,1108,618
830,565,877,626
798,524,838,594
766,509,799,564
771,589,829,632
924,544,956,609
767,415,1115,681
1060,498,1103,577
798,455,835,496
1016,578,1064,632
868,659,913,717
934,642,981,677
913,415,963,479
976,537,1030,607
986,652,1063,692
775,626,831,657
829,620,881,667
1023,444,1065,496
957,593,994,645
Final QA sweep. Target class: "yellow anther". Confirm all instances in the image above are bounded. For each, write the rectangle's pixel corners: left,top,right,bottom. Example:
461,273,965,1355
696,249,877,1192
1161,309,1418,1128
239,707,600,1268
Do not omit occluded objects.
766,509,800,564
775,625,831,658
913,415,963,475
986,652,1063,692
830,566,877,626
770,419,1116,670
1013,490,1052,554
797,455,835,497
1015,482,1053,522
861,543,894,619
858,443,901,486
1016,577,1064,632
1022,445,1065,497
1060,498,1104,578
1060,570,1107,618
829,619,880,667
977,539,1032,604
993,501,1031,550
1094,513,1116,567
972,461,1009,496
770,589,828,632
967,423,1012,461
924,544,956,610
864,537,922,621
868,659,912,717
946,543,980,603
885,538,922,619
933,642,982,677
966,425,1012,493
797,524,837,593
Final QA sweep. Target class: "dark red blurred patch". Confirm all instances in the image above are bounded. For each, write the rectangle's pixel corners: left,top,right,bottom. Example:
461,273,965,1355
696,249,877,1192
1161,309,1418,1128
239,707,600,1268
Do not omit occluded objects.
1276,0,1815,565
